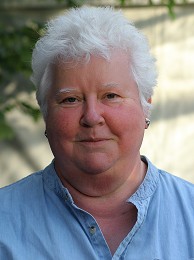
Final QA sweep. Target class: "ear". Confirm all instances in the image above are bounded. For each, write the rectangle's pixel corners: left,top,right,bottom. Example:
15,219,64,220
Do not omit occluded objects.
145,118,150,129
148,97,152,104
144,97,152,129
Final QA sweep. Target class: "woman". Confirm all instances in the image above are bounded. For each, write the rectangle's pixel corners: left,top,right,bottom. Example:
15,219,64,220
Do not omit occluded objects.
0,6,194,259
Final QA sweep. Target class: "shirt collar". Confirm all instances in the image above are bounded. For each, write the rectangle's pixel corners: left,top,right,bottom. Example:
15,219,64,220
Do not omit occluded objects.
43,156,159,204
128,156,159,203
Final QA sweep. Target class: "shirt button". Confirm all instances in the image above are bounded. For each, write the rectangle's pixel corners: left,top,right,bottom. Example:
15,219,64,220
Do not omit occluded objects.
89,226,96,235
64,193,69,201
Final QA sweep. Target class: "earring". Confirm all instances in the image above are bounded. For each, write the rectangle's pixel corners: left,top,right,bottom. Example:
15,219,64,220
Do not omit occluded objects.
145,118,151,128
44,130,48,138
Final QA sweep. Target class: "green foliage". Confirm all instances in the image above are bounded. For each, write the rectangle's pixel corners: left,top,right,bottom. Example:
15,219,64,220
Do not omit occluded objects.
0,111,14,140
1,25,32,74
20,102,40,122
55,0,85,7
166,0,176,18
118,0,187,18
0,21,42,140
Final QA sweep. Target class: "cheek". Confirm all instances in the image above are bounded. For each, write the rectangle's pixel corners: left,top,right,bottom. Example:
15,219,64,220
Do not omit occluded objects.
107,105,145,137
46,110,79,139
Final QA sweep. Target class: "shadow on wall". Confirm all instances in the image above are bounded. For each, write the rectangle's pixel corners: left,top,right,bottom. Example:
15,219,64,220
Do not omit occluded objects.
151,93,194,122
133,6,194,44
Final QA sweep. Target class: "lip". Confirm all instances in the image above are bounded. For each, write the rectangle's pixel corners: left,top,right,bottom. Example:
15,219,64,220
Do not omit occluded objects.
80,138,109,142
77,138,112,146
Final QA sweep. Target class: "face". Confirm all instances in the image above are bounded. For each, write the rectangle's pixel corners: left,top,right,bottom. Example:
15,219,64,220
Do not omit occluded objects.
46,51,147,187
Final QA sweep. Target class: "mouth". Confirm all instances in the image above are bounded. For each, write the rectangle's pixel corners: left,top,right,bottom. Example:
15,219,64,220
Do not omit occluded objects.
77,138,112,147
80,138,109,142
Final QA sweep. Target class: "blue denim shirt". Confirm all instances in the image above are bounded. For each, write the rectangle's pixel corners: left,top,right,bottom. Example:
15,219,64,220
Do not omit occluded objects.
0,157,194,260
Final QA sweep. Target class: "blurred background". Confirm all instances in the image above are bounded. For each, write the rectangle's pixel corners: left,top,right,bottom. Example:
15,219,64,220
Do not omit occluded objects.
0,0,194,188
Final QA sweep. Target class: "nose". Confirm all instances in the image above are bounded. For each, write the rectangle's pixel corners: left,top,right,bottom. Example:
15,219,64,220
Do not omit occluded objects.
80,99,105,127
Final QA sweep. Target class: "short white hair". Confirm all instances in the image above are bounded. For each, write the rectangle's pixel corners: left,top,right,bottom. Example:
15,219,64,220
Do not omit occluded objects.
31,6,157,118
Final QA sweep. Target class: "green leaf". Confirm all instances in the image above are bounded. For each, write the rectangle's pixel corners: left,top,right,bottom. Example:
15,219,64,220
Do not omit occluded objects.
0,112,14,140
20,102,41,122
119,0,126,6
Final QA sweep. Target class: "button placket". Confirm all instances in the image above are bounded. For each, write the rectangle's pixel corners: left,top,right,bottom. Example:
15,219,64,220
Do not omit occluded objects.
64,193,69,201
89,225,96,235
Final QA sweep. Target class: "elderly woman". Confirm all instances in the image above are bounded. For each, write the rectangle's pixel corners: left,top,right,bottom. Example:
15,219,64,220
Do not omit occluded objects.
0,6,194,259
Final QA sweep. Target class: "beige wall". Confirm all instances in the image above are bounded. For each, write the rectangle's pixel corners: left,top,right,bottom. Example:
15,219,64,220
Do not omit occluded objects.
1,6,194,187
125,7,194,182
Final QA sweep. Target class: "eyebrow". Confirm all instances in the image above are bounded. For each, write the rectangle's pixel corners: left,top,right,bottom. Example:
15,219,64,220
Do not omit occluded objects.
56,88,77,96
102,82,119,88
55,82,119,96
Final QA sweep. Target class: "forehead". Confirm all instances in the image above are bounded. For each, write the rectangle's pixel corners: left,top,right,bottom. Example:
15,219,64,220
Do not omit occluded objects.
51,50,136,92
54,49,130,73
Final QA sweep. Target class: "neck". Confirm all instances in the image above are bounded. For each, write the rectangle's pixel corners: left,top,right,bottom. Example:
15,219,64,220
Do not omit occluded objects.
56,158,147,216
56,158,147,255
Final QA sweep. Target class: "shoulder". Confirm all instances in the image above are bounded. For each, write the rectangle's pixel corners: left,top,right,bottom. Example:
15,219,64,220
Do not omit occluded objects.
145,156,194,196
1,171,43,190
144,158,194,232
0,171,43,210
0,162,55,213
158,168,194,196
144,156,194,205
156,168,194,216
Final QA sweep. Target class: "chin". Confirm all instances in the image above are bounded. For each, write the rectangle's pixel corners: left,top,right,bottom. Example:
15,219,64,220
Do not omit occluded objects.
76,158,116,175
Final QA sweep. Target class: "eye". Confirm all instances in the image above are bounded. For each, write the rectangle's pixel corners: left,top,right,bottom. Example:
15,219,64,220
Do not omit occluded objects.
62,97,77,103
59,96,82,106
102,92,123,105
106,93,119,99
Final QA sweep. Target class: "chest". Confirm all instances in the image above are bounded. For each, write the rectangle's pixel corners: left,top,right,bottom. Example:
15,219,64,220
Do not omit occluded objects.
95,207,137,255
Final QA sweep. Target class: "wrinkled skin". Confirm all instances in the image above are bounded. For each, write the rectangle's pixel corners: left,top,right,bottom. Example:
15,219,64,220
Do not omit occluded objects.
45,51,148,197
